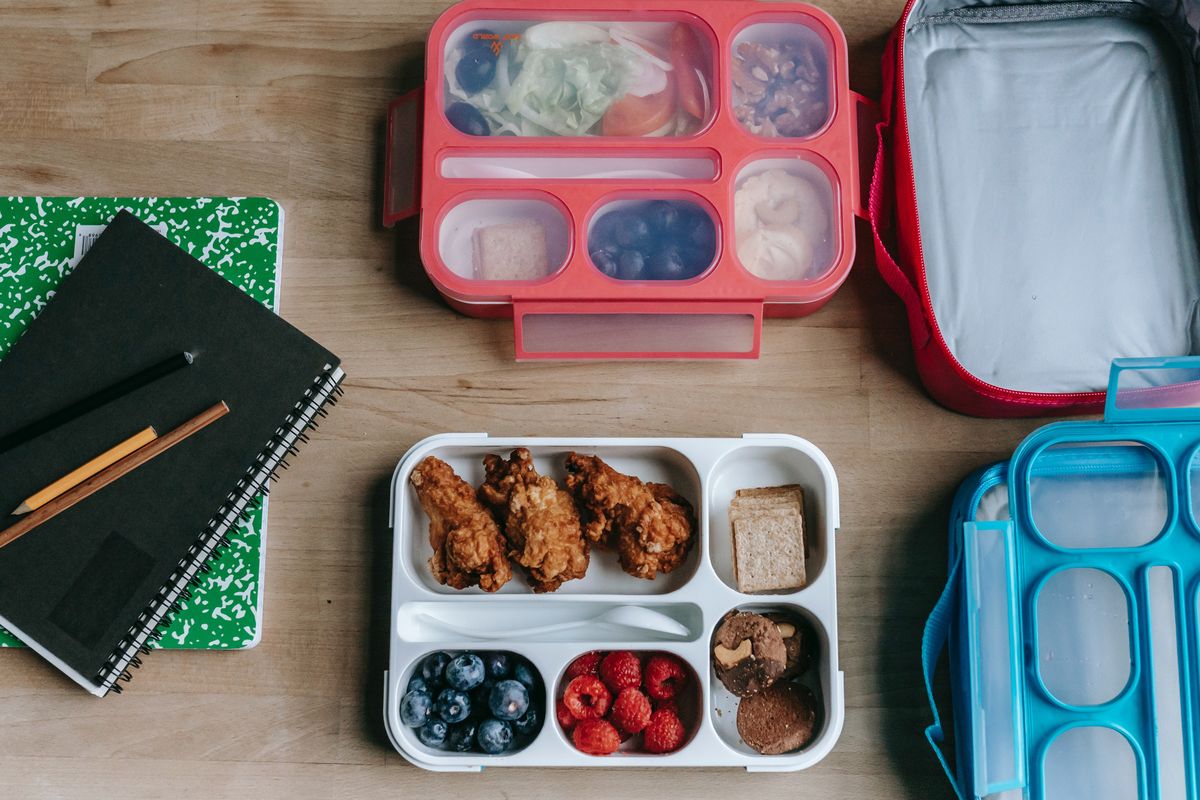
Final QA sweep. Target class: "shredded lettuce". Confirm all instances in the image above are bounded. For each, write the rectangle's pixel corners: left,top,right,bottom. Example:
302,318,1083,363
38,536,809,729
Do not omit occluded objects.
504,43,634,136
445,38,636,136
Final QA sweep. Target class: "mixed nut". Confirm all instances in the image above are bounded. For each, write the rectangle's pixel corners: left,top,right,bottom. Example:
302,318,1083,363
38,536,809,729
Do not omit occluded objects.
731,39,828,138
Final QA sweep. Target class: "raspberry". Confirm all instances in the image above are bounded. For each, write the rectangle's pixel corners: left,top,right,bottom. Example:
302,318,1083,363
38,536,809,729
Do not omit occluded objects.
563,675,612,720
609,688,652,735
599,650,642,692
642,708,686,754
654,696,678,716
556,698,577,732
565,652,602,680
644,654,688,700
572,718,621,755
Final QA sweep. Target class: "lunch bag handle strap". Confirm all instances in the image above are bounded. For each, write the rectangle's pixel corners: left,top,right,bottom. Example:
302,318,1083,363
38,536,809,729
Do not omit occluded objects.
922,549,967,800
871,27,932,349
869,122,922,311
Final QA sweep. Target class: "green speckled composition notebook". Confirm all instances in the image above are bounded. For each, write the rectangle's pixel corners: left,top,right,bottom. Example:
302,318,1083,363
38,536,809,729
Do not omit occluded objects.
0,197,281,651
0,208,341,696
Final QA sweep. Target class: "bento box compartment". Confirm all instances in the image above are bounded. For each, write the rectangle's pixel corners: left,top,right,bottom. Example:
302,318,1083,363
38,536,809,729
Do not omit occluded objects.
440,17,717,138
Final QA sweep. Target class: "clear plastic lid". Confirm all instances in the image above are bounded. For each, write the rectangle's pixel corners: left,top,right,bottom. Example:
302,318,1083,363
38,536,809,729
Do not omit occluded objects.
438,196,572,283
730,20,833,139
732,157,837,283
441,17,716,138
586,196,718,281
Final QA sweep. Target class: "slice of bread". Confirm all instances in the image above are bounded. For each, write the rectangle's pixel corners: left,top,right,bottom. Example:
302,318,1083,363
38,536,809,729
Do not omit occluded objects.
730,485,806,593
735,485,805,499
472,219,549,281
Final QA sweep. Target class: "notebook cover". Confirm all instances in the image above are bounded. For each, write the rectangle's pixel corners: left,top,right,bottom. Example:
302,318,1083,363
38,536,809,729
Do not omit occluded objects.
0,210,339,690
0,197,280,650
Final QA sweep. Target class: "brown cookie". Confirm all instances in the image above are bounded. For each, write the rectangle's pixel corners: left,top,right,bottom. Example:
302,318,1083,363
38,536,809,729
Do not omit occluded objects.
712,611,786,696
766,612,816,679
736,682,819,755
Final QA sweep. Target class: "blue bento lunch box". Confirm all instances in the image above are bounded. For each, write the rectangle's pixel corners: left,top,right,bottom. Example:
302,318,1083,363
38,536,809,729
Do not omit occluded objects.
923,357,1200,800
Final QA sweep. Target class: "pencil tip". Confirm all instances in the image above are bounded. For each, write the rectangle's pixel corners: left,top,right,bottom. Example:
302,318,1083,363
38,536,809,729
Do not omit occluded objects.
11,503,30,516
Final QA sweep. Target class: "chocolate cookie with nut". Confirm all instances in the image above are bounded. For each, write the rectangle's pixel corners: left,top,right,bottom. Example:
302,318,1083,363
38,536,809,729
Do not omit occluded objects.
765,611,815,679
736,682,818,755
712,611,786,697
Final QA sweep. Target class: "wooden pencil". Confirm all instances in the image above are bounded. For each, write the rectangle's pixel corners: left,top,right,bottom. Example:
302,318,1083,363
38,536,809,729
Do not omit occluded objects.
0,402,230,551
12,426,159,515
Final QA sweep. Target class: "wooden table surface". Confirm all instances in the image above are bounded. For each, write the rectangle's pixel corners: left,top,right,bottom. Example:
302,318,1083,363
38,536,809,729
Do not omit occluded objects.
0,1,1055,797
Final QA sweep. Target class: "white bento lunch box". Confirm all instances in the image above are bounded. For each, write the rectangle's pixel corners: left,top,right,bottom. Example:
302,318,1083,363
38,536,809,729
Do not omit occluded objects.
384,433,844,771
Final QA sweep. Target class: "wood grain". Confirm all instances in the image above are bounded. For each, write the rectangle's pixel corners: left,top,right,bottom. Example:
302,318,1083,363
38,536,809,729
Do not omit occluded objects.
0,2,1054,797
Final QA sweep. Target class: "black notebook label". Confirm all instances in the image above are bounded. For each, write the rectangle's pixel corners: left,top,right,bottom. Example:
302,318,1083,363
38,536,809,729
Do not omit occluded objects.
49,532,155,649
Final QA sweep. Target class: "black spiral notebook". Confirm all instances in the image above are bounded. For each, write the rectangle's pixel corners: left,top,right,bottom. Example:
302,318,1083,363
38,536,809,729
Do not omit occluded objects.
0,211,343,696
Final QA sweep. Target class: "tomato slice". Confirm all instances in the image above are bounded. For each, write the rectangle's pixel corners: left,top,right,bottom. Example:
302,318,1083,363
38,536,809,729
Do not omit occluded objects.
670,24,707,120
602,70,677,137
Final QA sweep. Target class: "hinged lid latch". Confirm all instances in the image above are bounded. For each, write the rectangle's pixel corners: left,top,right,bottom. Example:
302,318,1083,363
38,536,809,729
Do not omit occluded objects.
1104,357,1200,423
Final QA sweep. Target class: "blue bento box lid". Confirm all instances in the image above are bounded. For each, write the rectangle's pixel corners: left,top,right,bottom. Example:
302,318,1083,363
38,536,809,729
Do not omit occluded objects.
926,357,1200,800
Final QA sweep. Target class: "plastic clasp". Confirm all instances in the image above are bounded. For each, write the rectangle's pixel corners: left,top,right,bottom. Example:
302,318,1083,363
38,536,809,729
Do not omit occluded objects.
962,520,1026,798
1104,357,1200,423
383,89,424,227
851,91,879,221
512,301,763,360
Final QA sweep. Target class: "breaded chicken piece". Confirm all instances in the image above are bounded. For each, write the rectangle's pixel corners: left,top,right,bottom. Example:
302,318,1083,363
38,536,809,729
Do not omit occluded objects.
409,456,511,592
478,448,589,593
564,453,696,580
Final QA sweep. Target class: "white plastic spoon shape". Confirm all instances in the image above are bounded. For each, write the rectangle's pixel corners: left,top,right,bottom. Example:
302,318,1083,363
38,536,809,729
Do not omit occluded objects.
414,605,691,641
441,163,693,181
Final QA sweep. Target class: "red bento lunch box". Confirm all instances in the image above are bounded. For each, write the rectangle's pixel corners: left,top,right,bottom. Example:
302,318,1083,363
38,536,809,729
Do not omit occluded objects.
384,0,872,359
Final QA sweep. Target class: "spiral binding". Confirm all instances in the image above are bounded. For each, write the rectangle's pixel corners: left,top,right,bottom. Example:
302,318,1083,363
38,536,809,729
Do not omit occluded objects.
94,366,345,693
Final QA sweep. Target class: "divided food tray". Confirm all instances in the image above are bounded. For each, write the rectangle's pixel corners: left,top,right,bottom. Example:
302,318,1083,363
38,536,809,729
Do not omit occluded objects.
385,433,843,770
383,0,870,359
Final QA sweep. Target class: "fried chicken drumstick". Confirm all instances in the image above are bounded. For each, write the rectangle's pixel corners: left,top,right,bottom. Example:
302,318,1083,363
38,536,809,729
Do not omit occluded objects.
478,448,590,593
564,453,696,580
409,456,511,592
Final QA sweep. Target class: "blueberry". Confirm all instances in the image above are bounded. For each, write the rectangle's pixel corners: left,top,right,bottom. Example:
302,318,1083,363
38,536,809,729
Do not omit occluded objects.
513,706,540,737
462,29,500,62
446,102,489,136
680,244,714,278
477,718,514,754
589,211,622,249
406,675,429,695
647,200,681,234
400,690,434,728
417,718,449,748
420,652,452,686
489,679,530,721
513,660,537,689
649,245,689,280
617,249,647,280
446,721,478,752
684,209,717,251
589,247,619,278
446,653,486,690
471,680,496,718
436,687,472,724
614,215,652,249
484,653,512,680
456,50,497,94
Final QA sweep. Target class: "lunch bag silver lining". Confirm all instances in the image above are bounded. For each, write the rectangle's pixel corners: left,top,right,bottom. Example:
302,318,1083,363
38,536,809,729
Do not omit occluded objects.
903,0,1200,394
